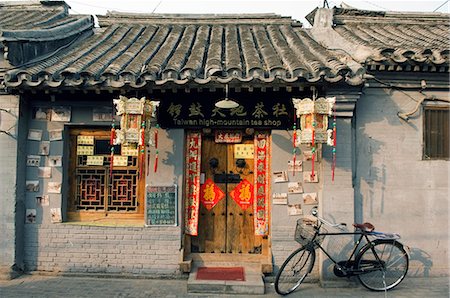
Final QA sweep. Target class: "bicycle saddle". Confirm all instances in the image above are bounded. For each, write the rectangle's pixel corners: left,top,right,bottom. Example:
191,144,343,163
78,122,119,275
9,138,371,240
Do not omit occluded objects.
353,222,375,232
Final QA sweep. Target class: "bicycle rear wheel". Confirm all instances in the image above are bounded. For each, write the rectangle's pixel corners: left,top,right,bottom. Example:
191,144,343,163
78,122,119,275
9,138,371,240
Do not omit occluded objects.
356,240,409,291
274,246,315,295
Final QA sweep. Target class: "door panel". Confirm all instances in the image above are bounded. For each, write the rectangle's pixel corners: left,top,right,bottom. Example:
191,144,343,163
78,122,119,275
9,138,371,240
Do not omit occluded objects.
191,133,260,254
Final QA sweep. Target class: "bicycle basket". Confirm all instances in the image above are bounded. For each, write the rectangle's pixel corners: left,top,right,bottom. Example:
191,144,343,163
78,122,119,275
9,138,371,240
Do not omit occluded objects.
294,220,324,246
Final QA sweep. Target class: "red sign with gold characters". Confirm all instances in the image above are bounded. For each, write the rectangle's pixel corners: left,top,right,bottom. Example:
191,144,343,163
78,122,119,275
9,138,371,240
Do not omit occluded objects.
200,178,225,210
230,179,254,210
184,131,201,236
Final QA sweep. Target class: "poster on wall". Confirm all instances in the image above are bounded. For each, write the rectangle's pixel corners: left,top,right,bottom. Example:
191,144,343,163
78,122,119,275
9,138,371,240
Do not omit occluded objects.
36,195,49,206
25,209,36,224
288,204,303,216
288,160,302,172
49,129,63,141
33,107,51,121
26,180,40,192
273,193,288,205
27,155,41,167
50,208,62,223
38,167,52,178
146,185,178,226
48,182,62,194
303,192,318,205
92,107,113,122
273,171,288,183
303,171,319,183
51,106,71,122
288,182,303,194
38,141,50,156
28,129,43,141
48,156,62,167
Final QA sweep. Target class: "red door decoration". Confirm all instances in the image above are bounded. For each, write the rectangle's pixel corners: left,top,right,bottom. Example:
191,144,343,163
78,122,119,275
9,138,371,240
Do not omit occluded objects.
184,131,202,236
230,179,254,210
200,178,225,210
254,132,270,236
292,90,336,181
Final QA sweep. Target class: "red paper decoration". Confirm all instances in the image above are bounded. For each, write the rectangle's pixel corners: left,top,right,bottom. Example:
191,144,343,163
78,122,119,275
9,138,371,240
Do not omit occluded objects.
230,179,254,210
200,178,225,210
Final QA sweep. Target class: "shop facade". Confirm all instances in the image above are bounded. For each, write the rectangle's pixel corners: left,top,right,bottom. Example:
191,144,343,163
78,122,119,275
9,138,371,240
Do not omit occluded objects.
1,2,449,282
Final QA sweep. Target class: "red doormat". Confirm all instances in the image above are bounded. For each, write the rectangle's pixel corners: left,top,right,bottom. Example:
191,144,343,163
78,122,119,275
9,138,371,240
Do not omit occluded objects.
196,267,245,281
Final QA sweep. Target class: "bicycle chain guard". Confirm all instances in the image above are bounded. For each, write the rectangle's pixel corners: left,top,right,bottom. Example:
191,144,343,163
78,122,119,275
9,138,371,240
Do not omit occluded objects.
333,261,357,277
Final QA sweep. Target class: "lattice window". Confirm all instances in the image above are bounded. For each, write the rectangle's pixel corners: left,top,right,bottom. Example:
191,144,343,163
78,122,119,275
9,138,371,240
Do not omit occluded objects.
76,169,106,210
69,128,144,219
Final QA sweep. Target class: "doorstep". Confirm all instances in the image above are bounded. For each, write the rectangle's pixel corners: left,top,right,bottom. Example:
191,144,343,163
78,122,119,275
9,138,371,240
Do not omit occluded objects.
187,262,265,295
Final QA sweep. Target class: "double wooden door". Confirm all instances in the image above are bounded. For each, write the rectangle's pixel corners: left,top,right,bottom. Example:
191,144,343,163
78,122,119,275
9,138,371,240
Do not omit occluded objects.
191,135,262,254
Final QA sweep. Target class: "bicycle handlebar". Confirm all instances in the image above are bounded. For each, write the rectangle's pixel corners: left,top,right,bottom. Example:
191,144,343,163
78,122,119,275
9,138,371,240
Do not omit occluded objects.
311,207,348,231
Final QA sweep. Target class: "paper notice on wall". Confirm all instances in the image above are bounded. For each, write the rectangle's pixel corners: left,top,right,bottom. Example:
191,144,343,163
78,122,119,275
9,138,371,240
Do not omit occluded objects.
86,156,104,166
77,135,94,145
234,144,254,159
77,145,94,155
113,155,128,166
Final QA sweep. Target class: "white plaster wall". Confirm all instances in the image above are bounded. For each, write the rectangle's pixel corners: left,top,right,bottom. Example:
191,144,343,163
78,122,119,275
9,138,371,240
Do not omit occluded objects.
355,88,449,277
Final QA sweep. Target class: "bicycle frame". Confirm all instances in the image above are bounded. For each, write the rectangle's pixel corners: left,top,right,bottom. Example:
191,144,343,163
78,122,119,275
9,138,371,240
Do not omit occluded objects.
309,221,385,277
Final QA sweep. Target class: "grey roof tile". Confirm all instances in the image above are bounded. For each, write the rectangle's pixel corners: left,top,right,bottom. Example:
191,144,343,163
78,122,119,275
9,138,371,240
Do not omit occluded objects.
331,8,450,68
5,12,363,89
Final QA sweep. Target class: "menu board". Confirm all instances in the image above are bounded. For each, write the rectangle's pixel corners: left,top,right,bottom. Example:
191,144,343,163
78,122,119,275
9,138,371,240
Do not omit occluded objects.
146,185,177,226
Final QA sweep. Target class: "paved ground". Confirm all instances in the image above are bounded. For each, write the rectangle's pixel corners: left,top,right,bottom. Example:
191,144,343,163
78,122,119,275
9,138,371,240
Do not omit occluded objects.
0,274,448,298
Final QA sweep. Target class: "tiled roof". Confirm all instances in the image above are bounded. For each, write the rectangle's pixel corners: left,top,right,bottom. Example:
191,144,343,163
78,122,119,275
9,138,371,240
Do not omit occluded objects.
310,7,450,71
4,12,364,89
0,1,92,41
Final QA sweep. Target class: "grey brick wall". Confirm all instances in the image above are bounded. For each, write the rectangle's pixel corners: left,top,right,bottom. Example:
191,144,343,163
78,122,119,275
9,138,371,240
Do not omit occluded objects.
355,89,449,277
24,224,182,275
0,94,25,278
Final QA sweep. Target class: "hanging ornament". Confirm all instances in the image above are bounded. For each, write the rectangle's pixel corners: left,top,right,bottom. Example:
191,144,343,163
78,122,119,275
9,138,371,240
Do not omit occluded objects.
311,118,316,180
110,122,116,180
154,124,159,173
292,113,297,175
292,90,335,182
332,103,337,182
139,121,146,178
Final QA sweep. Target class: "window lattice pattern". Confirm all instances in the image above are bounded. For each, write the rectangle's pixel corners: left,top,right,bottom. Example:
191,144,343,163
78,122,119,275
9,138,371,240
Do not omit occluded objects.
76,169,106,210
108,170,139,211
75,156,139,212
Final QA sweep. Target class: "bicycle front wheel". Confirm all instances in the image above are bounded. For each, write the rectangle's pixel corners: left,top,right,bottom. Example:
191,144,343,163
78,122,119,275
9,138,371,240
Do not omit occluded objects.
274,246,315,295
356,240,409,291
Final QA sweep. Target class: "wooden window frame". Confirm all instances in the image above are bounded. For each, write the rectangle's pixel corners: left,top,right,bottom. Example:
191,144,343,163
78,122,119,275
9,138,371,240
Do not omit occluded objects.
67,128,145,224
423,105,449,160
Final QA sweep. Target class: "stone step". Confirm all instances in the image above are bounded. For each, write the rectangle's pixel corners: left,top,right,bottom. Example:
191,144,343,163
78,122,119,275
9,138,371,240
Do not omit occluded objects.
187,262,265,295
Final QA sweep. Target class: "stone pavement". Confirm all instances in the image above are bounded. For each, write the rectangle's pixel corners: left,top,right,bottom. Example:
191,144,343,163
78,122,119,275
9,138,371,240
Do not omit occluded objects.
0,274,448,298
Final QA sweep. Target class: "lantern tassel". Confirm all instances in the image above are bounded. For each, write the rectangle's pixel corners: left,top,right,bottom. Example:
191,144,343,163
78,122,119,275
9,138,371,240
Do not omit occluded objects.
154,124,159,173
311,124,316,180
332,104,337,182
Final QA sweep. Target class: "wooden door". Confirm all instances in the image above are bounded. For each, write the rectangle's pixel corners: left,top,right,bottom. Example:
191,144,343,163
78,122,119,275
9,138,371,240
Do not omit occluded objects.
191,133,262,254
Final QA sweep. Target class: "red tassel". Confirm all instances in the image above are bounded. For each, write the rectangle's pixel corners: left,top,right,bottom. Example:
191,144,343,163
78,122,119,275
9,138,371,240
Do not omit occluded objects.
154,150,158,173
311,120,316,180
153,124,159,173
332,105,337,182
146,148,150,176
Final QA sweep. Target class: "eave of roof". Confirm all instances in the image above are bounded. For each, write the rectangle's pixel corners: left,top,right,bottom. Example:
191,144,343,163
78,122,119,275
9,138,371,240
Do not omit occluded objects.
4,13,364,89
332,7,450,69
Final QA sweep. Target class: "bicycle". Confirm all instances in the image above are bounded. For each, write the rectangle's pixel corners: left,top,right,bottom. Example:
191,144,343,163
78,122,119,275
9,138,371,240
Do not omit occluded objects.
274,208,409,295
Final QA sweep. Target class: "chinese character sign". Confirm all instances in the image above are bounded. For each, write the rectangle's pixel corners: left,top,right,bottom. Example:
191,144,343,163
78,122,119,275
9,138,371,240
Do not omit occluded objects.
200,178,225,210
254,132,270,236
230,179,254,210
184,132,202,236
